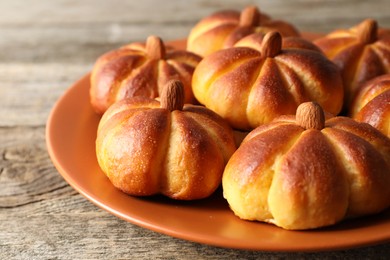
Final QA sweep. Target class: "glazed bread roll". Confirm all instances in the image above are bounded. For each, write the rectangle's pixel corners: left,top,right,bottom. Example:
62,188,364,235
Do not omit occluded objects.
96,80,236,200
187,5,300,57
223,102,390,230
350,74,390,137
192,31,344,130
314,19,390,107
90,36,201,114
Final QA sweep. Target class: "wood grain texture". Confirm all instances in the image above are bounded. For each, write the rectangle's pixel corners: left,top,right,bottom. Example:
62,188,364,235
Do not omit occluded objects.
1,0,390,259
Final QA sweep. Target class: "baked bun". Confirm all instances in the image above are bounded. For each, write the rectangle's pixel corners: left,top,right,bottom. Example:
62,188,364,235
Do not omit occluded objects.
192,31,344,130
96,80,236,200
350,74,390,137
223,102,390,230
314,19,390,107
187,5,300,57
90,36,201,114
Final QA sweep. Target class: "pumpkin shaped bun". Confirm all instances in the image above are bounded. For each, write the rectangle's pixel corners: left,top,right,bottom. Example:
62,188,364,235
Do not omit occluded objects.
187,5,300,57
90,36,201,114
314,19,390,107
222,102,390,230
96,80,236,200
192,31,344,130
350,74,390,138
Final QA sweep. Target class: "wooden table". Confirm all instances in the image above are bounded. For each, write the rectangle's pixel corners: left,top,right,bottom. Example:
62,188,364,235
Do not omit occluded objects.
1,0,390,258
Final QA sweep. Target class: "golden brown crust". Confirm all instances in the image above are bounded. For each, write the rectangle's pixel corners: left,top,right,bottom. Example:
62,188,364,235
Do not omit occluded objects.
90,37,201,115
161,111,225,199
323,126,390,217
354,92,390,137
326,116,390,167
222,108,390,230
314,19,390,107
223,124,303,221
350,74,390,137
187,6,299,57
268,130,349,229
192,33,344,130
96,108,170,196
96,98,237,200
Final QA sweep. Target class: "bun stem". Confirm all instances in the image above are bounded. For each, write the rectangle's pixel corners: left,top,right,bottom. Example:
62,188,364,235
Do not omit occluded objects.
146,35,166,60
239,6,261,27
261,31,282,58
160,80,185,111
296,102,325,130
357,19,378,44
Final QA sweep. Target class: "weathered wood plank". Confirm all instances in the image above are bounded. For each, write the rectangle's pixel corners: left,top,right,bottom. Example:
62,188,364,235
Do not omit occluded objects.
0,64,88,126
2,0,389,30
0,126,72,207
1,0,390,63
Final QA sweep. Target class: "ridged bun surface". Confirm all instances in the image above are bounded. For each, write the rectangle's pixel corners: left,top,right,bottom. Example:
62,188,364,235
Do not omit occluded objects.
90,36,201,114
96,81,236,200
187,6,300,57
351,74,390,137
314,19,390,107
192,32,344,130
223,102,390,230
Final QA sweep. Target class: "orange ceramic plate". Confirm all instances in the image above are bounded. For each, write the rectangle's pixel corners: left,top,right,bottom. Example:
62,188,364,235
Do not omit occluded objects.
46,37,390,252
